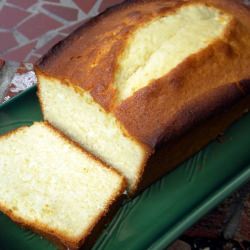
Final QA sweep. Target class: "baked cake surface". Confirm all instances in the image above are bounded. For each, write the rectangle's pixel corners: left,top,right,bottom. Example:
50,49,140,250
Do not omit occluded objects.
37,0,250,193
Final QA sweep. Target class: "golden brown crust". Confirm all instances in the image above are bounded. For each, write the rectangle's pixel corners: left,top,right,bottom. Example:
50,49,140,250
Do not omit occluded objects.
136,94,250,194
37,0,250,148
119,0,250,145
0,123,127,249
115,15,250,146
116,78,249,146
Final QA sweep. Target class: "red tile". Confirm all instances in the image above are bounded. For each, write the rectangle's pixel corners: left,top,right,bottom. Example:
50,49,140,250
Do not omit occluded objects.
0,32,18,53
18,13,62,40
3,41,36,62
0,59,5,70
8,0,37,9
36,34,65,55
42,4,78,21
99,0,124,13
74,0,96,14
60,19,88,35
0,6,30,29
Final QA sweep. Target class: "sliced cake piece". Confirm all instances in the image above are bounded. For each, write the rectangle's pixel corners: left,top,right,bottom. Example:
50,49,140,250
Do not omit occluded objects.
37,0,250,194
0,122,126,249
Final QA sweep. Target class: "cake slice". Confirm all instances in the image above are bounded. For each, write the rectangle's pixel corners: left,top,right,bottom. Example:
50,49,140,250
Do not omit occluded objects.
37,0,250,194
0,122,126,249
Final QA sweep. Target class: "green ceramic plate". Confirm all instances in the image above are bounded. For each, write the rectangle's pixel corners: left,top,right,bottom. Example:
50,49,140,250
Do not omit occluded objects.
0,86,249,250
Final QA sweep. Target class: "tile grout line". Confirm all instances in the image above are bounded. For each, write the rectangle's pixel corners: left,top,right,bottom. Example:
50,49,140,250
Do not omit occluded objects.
1,0,117,62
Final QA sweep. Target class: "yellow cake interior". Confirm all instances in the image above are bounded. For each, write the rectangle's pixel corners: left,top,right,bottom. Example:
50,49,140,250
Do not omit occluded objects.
0,123,123,242
38,76,147,191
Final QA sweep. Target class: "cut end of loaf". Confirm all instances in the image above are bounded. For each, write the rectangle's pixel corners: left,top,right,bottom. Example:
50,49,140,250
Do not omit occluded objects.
37,75,151,193
115,4,231,102
0,122,126,248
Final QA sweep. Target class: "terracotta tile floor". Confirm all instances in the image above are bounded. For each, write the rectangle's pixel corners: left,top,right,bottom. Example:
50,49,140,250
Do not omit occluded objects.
0,0,123,63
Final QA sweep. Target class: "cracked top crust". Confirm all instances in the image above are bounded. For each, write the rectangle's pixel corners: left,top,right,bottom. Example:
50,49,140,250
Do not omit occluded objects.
38,0,250,147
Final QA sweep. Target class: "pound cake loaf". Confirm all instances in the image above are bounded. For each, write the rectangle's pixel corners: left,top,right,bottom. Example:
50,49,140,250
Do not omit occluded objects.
0,123,125,249
37,0,250,194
